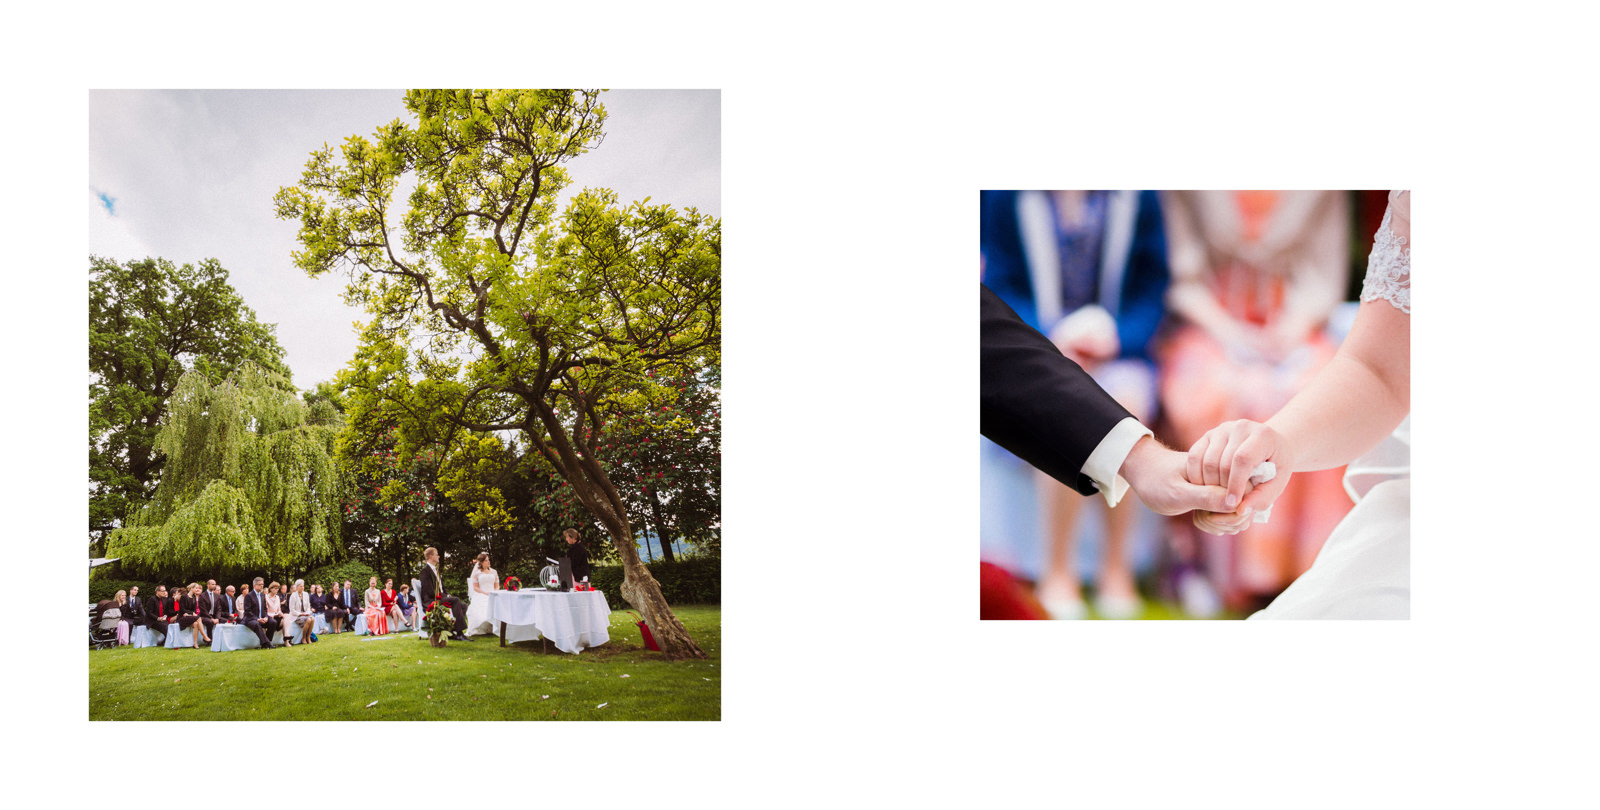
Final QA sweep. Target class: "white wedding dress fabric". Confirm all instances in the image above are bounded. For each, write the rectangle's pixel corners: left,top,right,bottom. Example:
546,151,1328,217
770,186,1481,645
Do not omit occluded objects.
465,568,498,635
1251,192,1410,620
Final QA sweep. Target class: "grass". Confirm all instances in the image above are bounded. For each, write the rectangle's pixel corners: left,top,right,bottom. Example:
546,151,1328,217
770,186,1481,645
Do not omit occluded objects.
89,605,720,721
1091,599,1245,620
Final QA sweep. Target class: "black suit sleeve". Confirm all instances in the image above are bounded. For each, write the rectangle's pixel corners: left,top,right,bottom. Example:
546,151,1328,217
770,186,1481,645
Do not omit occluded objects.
980,283,1135,495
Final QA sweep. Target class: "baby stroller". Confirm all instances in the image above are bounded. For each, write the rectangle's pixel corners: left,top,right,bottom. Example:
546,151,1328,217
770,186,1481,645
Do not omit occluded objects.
90,604,121,650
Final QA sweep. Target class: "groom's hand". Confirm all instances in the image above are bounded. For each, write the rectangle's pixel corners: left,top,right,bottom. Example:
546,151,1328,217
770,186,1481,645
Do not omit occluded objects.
1119,435,1235,516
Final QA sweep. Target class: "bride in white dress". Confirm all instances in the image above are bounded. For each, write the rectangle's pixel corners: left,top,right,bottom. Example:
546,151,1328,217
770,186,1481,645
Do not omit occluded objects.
1189,190,1410,619
464,552,499,636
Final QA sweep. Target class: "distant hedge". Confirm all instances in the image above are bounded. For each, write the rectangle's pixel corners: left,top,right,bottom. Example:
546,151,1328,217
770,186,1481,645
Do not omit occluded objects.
301,561,380,592
88,578,159,605
588,557,720,610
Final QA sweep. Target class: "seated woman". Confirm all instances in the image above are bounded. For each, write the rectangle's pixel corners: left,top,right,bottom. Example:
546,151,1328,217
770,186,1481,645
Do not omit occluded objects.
363,576,388,635
265,582,285,640
177,583,210,648
309,584,327,630
324,581,348,634
282,580,317,645
382,578,405,630
395,583,416,631
146,585,172,640
95,591,127,647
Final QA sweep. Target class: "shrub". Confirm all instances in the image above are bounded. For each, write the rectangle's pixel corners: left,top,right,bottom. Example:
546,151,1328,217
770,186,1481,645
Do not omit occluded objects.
88,578,160,604
588,557,720,610
301,560,379,592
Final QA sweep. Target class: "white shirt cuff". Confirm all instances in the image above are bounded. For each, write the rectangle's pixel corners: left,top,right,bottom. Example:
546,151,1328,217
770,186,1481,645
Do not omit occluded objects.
1081,417,1153,507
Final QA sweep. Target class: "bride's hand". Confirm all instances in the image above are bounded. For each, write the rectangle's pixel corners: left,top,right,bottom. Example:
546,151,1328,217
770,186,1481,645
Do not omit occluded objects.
1186,419,1296,535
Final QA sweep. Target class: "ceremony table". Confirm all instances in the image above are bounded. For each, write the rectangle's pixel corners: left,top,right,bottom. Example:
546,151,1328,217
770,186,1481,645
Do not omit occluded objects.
209,623,286,652
485,589,611,653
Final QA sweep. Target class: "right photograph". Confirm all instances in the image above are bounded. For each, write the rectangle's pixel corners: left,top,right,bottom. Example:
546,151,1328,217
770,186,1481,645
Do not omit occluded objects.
980,190,1409,620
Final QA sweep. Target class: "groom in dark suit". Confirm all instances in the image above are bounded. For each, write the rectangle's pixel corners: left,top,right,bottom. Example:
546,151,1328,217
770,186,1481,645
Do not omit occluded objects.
981,284,1233,516
419,547,470,641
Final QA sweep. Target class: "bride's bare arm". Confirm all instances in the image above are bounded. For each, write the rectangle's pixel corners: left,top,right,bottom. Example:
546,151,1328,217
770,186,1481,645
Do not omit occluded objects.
1189,192,1409,526
1270,190,1409,473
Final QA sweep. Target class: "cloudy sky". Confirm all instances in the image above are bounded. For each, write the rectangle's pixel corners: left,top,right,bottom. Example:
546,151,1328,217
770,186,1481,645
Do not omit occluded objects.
89,89,719,389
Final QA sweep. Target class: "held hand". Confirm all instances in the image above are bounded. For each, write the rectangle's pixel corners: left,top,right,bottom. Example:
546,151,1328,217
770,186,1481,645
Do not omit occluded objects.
1186,420,1295,535
1120,435,1235,516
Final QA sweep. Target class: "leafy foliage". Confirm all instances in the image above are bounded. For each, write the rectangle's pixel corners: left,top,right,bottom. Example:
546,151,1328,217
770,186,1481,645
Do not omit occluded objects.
89,255,290,548
301,560,380,593
104,363,342,582
88,578,159,604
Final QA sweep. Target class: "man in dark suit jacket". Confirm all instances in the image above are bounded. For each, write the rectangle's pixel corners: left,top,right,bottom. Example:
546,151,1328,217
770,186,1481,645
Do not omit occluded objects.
981,284,1233,516
339,581,360,630
144,585,171,637
123,585,146,627
240,576,280,649
199,580,225,636
419,547,469,641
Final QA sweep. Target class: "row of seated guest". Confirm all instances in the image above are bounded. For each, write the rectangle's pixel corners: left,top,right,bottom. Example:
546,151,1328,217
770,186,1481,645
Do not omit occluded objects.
101,576,422,649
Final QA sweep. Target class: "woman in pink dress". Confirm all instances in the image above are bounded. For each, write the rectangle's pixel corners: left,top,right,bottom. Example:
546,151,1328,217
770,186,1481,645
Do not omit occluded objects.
363,576,388,635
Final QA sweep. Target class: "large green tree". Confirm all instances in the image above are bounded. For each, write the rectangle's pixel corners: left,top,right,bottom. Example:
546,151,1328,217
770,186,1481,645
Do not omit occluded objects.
104,363,342,582
275,89,719,659
89,255,290,549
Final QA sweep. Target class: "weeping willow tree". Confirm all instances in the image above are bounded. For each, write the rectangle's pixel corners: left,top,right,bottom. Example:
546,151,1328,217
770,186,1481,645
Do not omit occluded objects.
105,362,343,581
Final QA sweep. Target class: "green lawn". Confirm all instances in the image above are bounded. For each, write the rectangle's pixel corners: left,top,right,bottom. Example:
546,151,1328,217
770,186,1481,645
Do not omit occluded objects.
1091,600,1245,620
89,605,720,721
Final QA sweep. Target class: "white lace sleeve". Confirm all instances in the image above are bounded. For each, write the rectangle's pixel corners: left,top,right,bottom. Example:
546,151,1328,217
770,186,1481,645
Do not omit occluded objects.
1359,192,1410,314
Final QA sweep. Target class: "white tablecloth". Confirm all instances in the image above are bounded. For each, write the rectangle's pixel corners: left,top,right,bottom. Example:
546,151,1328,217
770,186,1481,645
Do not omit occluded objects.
163,620,211,648
131,625,165,648
486,590,611,653
209,622,286,652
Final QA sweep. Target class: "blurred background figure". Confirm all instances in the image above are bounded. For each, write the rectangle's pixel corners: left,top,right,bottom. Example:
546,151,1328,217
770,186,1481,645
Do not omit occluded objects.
980,190,1171,619
1156,191,1351,613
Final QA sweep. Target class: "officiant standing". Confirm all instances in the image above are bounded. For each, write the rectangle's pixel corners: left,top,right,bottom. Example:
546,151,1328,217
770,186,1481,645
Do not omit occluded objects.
563,529,590,588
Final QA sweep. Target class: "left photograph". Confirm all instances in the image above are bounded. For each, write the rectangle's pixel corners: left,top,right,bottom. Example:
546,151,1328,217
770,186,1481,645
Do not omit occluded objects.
88,89,721,720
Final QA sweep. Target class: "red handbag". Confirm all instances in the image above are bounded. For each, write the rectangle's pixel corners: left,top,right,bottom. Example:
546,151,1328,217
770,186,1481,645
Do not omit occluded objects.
625,610,660,651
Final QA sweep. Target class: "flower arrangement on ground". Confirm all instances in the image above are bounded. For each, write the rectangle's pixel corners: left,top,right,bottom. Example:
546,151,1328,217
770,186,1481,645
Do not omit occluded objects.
423,600,454,645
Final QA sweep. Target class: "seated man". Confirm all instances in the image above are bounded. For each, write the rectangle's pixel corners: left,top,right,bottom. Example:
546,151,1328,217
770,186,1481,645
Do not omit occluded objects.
240,576,280,649
145,585,172,639
122,585,145,637
199,580,225,637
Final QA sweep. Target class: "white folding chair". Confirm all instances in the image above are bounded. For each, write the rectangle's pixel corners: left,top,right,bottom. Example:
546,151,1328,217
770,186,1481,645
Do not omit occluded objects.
412,579,427,637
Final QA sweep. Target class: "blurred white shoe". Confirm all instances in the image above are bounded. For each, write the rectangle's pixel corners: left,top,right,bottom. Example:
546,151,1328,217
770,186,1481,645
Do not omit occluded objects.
1178,571,1222,619
1042,596,1088,620
1093,593,1144,620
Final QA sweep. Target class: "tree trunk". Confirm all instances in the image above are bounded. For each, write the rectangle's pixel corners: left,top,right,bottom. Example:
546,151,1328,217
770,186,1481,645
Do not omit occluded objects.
647,486,676,563
601,513,705,660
